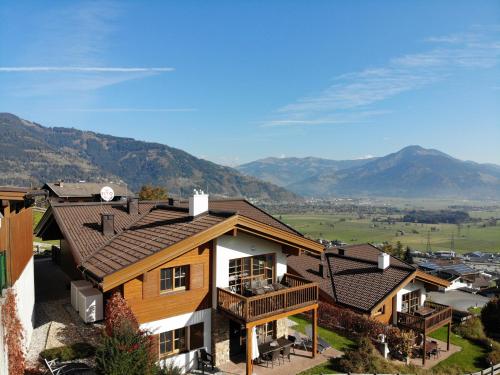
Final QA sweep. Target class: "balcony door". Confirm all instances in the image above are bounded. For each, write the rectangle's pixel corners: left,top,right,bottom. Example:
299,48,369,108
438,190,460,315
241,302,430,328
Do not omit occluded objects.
228,254,275,295
401,290,420,314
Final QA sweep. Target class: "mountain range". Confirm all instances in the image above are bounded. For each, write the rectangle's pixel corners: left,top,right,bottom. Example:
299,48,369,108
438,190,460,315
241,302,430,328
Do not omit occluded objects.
238,146,500,199
0,113,298,201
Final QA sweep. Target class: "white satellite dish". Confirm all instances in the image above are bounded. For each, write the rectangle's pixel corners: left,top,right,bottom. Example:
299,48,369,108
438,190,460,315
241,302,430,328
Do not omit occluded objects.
100,186,115,202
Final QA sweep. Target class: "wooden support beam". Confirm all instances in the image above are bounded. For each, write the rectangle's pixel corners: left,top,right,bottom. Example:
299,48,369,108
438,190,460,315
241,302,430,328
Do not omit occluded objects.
447,322,451,351
312,307,318,358
246,326,253,375
422,333,426,366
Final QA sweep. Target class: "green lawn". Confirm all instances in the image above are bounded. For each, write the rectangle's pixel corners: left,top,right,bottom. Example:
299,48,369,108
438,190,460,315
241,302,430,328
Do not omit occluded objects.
289,315,355,352
280,213,500,253
429,326,490,373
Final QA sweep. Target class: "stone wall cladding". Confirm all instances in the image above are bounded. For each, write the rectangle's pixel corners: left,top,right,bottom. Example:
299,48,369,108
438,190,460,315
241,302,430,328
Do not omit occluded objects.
211,309,230,366
276,317,288,338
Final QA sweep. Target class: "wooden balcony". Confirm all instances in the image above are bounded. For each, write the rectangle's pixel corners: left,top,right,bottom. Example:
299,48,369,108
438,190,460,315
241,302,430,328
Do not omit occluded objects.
397,301,452,334
217,273,319,323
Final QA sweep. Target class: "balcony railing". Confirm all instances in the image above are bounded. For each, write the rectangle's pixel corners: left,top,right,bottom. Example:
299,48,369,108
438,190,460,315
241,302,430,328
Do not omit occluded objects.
217,273,319,323
397,301,452,333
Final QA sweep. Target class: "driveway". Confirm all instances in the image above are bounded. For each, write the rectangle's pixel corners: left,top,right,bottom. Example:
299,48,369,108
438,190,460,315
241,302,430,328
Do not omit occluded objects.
428,290,491,312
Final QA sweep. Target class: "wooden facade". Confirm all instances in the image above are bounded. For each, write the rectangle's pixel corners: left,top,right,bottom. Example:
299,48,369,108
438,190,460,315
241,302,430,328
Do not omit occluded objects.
123,241,212,323
0,207,33,286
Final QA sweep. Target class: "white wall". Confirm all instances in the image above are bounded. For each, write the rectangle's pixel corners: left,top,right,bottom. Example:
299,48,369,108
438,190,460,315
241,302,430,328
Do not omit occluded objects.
140,308,212,374
212,232,286,307
443,278,470,292
13,256,35,350
395,280,426,312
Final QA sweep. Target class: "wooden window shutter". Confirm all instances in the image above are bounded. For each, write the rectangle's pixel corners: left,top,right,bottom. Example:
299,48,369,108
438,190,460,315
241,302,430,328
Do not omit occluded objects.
189,263,204,290
142,270,159,299
149,333,160,360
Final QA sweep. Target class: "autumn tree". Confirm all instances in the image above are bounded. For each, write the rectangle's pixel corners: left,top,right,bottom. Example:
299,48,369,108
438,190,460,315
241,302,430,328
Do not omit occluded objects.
138,185,168,201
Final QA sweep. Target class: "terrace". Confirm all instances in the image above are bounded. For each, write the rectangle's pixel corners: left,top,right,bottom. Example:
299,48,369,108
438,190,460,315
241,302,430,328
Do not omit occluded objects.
217,273,319,323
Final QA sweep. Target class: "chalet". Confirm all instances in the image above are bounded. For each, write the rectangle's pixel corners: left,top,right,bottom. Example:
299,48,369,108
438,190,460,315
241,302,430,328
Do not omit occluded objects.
42,181,129,202
36,192,324,374
288,244,452,365
0,187,36,372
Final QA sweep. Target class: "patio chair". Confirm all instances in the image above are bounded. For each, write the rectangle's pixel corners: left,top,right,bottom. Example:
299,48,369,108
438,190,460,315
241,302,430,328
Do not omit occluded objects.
305,325,330,353
281,345,291,362
263,349,281,368
44,359,95,375
197,348,214,372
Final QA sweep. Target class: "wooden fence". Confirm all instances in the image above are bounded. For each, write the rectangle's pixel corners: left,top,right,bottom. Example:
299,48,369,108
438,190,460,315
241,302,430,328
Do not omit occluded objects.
0,207,33,286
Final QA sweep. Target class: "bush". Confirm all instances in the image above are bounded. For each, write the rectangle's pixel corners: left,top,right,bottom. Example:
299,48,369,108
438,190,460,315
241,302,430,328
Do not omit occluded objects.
156,363,183,375
41,342,96,361
95,326,156,375
481,297,500,338
454,317,485,340
338,336,398,373
105,291,139,337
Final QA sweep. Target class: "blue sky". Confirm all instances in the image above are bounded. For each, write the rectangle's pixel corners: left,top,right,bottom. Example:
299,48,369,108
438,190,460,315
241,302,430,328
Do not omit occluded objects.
1,1,499,165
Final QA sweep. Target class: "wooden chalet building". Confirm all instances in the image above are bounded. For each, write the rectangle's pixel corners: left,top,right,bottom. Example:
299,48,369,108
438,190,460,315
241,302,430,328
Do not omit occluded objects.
36,192,323,374
288,244,453,365
42,181,129,202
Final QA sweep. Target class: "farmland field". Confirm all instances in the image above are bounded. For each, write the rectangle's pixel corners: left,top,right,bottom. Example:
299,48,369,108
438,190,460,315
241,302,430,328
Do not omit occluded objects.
279,213,500,253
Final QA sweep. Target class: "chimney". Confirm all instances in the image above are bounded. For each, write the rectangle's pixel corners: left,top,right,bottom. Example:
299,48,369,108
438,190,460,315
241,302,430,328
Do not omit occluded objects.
319,252,328,278
168,197,174,206
101,213,115,235
127,197,139,215
189,190,209,217
378,252,390,270
57,180,64,187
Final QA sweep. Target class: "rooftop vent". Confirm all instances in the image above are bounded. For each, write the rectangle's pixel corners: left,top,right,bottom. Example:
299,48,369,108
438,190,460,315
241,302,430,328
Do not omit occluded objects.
127,197,138,215
338,248,345,256
378,252,390,270
101,213,114,235
189,190,208,217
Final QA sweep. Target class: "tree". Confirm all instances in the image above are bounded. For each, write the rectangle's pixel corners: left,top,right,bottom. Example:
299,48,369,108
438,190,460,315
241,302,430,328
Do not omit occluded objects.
481,297,500,338
394,241,404,259
139,185,168,201
404,246,413,263
96,292,156,375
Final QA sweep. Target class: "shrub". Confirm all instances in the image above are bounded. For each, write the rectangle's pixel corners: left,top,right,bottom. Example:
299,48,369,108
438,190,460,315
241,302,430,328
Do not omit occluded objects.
339,336,398,373
156,363,183,375
41,342,95,361
454,316,485,340
1,289,25,375
95,325,156,375
105,291,139,337
481,297,500,338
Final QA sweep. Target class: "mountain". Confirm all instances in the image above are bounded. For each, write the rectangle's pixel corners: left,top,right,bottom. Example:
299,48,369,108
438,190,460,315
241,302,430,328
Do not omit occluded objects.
240,146,500,199
237,156,376,187
0,113,299,201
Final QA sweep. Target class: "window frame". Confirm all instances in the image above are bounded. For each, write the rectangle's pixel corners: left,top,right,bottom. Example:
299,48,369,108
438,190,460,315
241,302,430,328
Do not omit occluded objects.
159,323,204,358
160,265,189,293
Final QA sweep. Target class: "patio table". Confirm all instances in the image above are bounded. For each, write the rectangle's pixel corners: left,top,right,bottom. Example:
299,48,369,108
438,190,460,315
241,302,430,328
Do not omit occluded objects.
414,306,435,317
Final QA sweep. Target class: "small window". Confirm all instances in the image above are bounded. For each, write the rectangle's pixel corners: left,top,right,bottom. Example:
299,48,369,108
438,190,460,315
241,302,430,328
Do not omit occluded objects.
160,265,188,293
160,327,187,356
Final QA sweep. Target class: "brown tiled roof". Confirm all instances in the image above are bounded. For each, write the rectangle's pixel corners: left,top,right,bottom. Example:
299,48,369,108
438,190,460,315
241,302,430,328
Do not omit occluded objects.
288,244,416,313
50,201,157,261
81,208,229,279
208,199,300,235
40,198,306,280
44,182,129,198
287,253,334,298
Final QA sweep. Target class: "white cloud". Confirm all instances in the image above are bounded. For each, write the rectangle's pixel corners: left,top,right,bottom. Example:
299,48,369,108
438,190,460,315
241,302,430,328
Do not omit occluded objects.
263,25,500,127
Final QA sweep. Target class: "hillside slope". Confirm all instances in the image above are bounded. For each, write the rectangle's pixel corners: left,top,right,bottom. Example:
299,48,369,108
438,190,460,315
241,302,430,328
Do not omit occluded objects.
0,113,299,201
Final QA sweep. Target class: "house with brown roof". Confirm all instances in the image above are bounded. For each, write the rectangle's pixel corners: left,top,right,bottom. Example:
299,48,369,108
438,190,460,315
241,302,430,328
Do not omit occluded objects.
42,181,129,202
36,191,324,374
288,244,453,365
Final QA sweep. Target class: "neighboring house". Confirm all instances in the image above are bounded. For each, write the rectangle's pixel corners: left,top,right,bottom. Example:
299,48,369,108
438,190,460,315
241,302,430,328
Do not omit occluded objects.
36,192,324,374
0,187,36,375
288,244,452,365
418,260,489,292
42,181,129,202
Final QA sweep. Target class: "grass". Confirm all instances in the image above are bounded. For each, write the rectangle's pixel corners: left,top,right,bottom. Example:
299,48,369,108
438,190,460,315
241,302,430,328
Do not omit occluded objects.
279,213,500,253
429,326,489,373
289,315,355,352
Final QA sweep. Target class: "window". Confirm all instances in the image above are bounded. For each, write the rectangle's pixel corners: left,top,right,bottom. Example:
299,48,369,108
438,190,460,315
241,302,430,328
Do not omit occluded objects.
228,254,275,294
256,321,275,344
159,323,204,357
160,265,188,292
401,290,420,314
374,305,385,316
